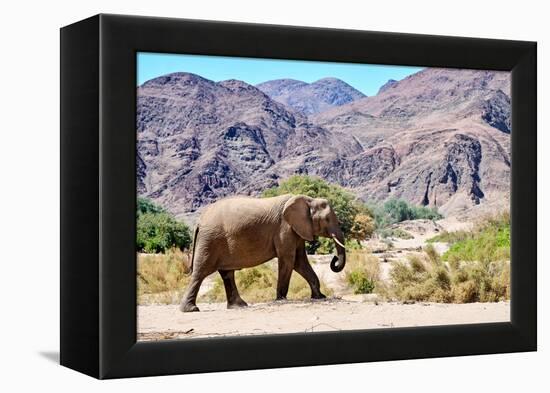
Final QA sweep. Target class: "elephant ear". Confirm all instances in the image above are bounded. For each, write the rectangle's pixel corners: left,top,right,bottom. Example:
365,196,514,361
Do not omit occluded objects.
283,195,314,241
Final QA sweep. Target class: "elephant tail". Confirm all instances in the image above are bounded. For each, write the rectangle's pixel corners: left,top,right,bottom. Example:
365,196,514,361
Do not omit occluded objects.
188,225,199,274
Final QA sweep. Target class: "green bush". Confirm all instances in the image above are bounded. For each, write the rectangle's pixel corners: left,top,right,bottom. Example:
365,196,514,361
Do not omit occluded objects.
437,212,510,263
136,198,192,253
347,270,376,294
308,238,364,255
138,196,165,215
368,198,442,230
384,198,442,222
315,238,335,254
344,252,381,294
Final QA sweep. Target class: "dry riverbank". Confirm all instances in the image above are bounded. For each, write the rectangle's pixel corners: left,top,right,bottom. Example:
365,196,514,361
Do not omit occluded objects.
138,299,509,341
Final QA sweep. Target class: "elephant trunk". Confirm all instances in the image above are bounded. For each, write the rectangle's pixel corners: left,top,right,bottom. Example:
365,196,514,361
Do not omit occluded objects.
330,229,346,273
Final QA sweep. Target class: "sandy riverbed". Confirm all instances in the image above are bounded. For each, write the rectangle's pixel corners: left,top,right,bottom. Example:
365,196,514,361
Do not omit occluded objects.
137,299,510,341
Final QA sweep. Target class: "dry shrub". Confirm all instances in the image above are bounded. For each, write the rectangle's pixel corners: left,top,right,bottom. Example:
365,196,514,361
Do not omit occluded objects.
452,280,478,303
391,256,452,303
408,254,427,273
430,287,453,303
432,266,451,290
447,255,461,271
428,230,470,244
451,265,469,284
137,248,190,305
398,280,450,303
423,244,441,265
390,261,415,283
474,211,510,233
388,246,510,303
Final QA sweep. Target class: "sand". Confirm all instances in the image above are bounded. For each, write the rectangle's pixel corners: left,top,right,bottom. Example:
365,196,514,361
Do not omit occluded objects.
137,299,510,341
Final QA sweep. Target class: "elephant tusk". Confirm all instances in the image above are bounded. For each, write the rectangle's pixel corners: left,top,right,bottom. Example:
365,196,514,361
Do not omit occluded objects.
331,234,346,249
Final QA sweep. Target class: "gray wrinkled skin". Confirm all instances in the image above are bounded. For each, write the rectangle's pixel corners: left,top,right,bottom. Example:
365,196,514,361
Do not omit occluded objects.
179,194,346,312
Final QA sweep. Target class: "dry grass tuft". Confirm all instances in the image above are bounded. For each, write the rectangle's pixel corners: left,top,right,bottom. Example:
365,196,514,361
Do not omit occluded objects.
200,260,333,303
388,247,509,303
408,254,427,273
423,244,441,265
137,248,191,305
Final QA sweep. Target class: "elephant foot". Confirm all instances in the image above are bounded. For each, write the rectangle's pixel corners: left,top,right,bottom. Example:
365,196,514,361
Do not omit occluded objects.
179,303,200,313
275,295,287,301
312,293,326,300
227,298,248,309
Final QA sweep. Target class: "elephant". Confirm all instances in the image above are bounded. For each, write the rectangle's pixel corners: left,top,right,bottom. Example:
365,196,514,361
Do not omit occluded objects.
179,194,346,312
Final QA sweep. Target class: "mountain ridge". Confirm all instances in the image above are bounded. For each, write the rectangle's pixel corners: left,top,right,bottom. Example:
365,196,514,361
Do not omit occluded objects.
137,72,359,215
137,68,511,220
256,77,366,115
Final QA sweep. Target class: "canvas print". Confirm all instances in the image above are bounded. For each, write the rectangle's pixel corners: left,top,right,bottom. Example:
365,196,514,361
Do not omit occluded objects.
136,53,511,341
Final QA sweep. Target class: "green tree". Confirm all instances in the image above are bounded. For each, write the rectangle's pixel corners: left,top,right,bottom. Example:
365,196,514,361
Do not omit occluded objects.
137,196,165,215
368,198,443,229
263,175,357,234
384,199,412,222
136,198,192,253
383,198,442,223
263,175,373,252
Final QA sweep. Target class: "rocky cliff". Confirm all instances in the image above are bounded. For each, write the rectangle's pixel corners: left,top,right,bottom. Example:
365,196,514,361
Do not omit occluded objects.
312,68,511,217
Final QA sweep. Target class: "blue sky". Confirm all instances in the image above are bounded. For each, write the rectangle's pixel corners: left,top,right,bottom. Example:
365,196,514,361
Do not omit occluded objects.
137,52,424,96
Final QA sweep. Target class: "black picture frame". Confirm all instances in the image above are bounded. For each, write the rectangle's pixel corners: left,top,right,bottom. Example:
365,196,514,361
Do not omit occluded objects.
60,14,537,379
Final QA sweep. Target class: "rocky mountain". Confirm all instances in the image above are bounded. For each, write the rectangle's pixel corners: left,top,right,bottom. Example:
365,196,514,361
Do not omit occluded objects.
256,77,365,115
137,73,360,217
137,68,511,220
312,68,511,217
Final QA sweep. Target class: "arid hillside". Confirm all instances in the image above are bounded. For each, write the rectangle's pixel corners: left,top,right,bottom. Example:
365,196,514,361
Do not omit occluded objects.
137,68,510,219
313,68,511,217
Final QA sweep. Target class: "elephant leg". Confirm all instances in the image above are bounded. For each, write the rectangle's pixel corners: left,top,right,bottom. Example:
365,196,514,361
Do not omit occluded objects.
294,245,326,299
179,253,216,312
276,256,294,300
219,270,248,309
179,272,205,312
